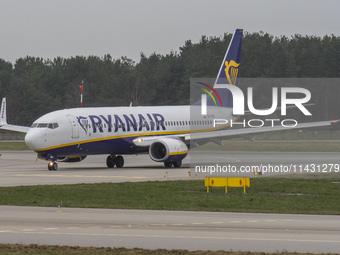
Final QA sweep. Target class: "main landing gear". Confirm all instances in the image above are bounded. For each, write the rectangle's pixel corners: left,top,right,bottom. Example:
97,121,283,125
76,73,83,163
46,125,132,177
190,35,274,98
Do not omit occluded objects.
164,160,182,168
106,155,182,168
106,155,124,168
48,161,58,171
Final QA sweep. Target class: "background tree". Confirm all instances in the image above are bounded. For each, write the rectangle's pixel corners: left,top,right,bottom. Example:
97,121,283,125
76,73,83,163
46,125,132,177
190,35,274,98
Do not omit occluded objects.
0,31,340,127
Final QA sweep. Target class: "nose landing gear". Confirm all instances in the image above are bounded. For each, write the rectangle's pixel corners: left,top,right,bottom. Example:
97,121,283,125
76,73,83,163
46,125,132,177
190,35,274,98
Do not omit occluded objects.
48,161,58,171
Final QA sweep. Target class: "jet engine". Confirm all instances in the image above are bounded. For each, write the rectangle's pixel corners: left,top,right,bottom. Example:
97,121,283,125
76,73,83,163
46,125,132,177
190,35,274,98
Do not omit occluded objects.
149,138,188,162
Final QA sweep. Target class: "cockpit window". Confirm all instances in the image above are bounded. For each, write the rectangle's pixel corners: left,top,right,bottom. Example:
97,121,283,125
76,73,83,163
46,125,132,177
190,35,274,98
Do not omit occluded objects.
31,123,59,129
37,123,48,128
51,123,59,129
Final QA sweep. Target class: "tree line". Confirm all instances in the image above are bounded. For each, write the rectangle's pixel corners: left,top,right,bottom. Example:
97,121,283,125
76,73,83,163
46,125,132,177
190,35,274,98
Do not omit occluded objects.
0,31,340,126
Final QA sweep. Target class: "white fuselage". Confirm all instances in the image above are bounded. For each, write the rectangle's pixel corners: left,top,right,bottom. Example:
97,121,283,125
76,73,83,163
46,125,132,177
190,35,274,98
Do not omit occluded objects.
24,105,233,158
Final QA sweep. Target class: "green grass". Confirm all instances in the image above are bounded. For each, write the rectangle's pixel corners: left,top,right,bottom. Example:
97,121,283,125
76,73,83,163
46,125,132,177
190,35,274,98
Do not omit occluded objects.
0,141,29,150
1,179,340,215
1,180,339,254
1,244,332,255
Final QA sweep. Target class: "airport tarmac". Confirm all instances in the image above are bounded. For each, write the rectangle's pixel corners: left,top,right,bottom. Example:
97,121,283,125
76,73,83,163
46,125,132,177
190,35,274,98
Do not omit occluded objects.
0,151,339,186
0,150,339,253
0,151,191,186
0,206,339,253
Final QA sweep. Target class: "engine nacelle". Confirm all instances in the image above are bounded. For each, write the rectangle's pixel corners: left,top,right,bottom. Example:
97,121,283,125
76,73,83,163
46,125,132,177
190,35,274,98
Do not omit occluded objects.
57,155,87,163
149,138,188,162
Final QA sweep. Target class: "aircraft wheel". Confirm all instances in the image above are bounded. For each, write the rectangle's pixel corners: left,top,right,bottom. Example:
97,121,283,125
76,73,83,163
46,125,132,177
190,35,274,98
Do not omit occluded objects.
53,162,58,171
48,161,58,171
173,161,182,168
116,156,124,168
106,155,115,168
164,162,172,168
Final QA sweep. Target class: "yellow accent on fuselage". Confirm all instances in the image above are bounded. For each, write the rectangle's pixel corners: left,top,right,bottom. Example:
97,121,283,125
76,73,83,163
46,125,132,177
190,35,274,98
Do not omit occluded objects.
34,122,233,153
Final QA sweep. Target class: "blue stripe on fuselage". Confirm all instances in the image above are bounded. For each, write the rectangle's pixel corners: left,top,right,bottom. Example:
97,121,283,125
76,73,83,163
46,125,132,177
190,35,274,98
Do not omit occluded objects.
37,135,147,156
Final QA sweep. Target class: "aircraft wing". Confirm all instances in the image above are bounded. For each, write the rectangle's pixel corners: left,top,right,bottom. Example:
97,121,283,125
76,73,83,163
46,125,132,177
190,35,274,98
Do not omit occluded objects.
133,119,339,148
0,98,30,133
185,120,340,142
0,124,30,133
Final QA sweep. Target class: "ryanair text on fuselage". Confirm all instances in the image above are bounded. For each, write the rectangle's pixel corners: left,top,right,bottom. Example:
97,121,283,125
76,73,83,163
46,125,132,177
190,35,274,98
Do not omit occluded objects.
77,113,166,134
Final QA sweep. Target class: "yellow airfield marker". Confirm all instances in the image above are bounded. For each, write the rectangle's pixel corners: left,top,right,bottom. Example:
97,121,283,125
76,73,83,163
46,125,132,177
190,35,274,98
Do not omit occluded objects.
57,201,63,212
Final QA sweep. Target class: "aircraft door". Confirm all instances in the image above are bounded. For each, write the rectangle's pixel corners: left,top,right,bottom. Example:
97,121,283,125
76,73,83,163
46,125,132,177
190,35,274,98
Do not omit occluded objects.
66,115,80,139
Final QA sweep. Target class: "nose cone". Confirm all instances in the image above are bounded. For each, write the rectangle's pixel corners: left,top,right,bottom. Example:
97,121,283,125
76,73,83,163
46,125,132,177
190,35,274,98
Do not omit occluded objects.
25,129,44,151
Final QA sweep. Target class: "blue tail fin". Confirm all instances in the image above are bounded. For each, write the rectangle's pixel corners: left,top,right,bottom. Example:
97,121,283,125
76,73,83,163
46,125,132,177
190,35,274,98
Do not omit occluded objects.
215,29,243,86
194,29,243,108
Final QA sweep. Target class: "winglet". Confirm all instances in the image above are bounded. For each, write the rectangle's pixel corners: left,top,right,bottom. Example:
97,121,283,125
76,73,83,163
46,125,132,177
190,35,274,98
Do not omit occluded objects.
0,97,29,133
0,98,7,126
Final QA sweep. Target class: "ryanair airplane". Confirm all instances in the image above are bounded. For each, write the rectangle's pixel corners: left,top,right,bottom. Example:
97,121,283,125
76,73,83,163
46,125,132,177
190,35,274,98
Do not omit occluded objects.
0,29,338,170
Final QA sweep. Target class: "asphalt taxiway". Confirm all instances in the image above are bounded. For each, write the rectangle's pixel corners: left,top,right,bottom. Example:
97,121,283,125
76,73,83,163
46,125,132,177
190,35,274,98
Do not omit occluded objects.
0,151,190,186
0,206,339,253
0,151,339,186
0,150,339,253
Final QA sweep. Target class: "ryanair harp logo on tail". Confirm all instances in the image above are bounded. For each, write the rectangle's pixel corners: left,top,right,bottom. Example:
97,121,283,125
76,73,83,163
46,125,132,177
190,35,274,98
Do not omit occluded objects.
224,60,240,85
